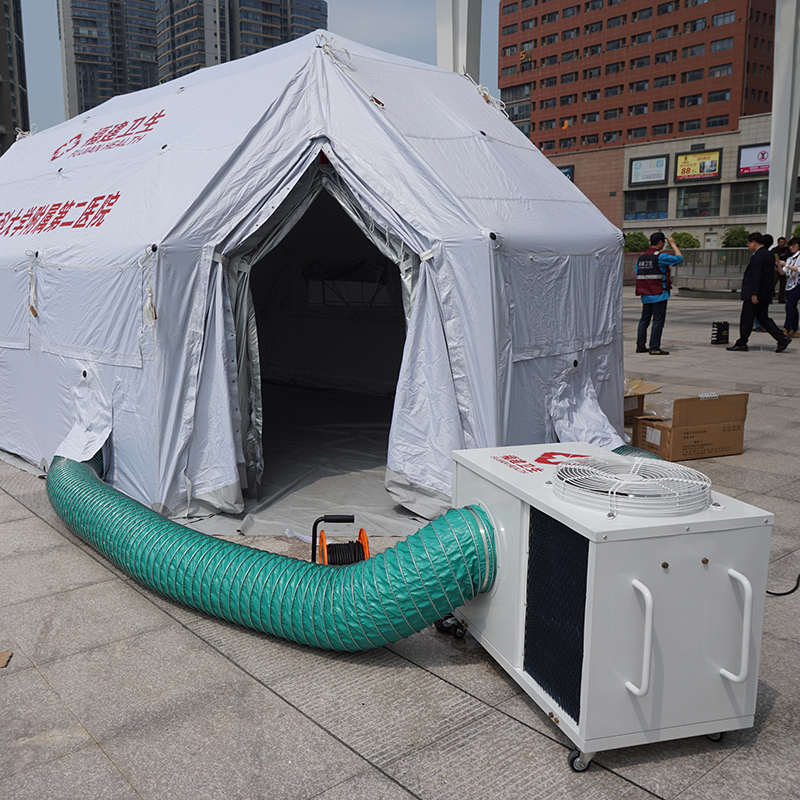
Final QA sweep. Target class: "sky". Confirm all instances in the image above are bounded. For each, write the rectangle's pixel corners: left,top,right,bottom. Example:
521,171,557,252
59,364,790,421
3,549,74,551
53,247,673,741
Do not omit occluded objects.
20,0,500,134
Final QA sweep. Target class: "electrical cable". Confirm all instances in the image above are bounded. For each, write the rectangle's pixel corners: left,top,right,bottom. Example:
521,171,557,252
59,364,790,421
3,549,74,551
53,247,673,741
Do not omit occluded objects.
767,572,800,597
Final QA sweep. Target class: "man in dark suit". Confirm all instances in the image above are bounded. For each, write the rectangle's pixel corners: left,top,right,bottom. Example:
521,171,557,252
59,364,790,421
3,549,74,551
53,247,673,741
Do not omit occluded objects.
727,233,792,353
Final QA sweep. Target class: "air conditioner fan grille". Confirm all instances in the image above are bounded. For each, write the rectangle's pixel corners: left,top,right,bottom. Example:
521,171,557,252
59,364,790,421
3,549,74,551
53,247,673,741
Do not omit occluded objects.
553,456,712,516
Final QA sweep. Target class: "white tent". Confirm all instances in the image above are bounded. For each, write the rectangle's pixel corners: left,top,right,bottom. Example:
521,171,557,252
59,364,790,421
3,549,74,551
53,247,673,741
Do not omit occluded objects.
0,33,624,519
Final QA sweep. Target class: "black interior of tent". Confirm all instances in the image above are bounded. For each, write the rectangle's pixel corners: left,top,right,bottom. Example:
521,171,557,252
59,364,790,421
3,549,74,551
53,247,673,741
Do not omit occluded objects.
248,191,407,491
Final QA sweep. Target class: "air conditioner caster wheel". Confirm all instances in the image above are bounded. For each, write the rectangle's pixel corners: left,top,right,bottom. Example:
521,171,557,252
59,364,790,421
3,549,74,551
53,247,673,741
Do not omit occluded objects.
706,732,724,742
568,750,592,772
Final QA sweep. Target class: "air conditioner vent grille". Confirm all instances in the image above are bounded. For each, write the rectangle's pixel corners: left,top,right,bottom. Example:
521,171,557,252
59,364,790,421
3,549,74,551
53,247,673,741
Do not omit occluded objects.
553,456,712,517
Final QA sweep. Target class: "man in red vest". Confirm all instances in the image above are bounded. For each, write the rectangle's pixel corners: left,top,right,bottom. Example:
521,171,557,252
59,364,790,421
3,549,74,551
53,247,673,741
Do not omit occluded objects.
635,232,683,355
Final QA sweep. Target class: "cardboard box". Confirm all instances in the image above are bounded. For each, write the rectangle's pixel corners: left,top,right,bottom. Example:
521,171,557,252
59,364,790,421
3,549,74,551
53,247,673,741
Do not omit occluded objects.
632,393,748,461
624,380,662,423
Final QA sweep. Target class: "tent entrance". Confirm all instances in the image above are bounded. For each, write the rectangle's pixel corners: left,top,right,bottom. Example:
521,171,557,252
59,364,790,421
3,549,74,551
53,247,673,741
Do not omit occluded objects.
218,174,424,535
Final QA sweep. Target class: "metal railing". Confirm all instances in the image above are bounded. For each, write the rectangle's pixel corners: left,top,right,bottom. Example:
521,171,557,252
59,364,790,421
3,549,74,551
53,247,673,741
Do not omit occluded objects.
624,248,750,294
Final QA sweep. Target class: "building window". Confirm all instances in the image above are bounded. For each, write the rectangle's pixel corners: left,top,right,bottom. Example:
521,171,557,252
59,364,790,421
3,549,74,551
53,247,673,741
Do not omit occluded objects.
657,25,677,38
653,75,675,87
514,120,531,136
541,97,557,109
501,84,533,101
680,93,702,107
539,140,556,150
709,62,732,78
502,45,518,56
562,28,579,41
506,101,532,122
543,11,559,23
628,103,648,115
630,80,649,92
658,1,677,13
563,49,579,61
711,37,733,51
712,11,735,26
684,18,706,33
503,3,519,14
543,32,559,44
582,133,600,145
606,61,624,74
603,130,622,142
683,44,705,57
607,14,626,27
522,18,536,30
501,65,518,75
682,69,704,82
583,89,601,100
564,5,580,17
677,184,721,217
631,56,651,69
540,119,556,129
625,188,669,220
655,50,677,63
585,0,603,10
707,88,730,103
559,137,576,147
521,40,535,51
522,0,534,7
706,114,728,128
561,94,577,105
605,84,623,96
651,123,674,135
503,24,518,35
584,44,602,55
632,32,652,45
679,118,702,132
628,126,648,139
561,71,578,83
521,60,535,72
584,66,601,78
652,99,674,112
585,21,603,33
633,7,653,21
583,111,600,122
686,0,707,6
542,75,557,86
606,38,623,50
542,54,558,65
604,107,622,119
729,182,768,215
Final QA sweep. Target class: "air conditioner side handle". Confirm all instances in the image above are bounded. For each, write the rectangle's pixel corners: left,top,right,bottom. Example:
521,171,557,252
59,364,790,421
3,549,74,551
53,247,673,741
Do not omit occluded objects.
626,578,654,697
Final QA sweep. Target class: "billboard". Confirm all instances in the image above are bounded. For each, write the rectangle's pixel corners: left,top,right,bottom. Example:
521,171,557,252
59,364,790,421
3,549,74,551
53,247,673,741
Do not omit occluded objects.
629,155,669,186
738,143,770,176
675,150,722,181
559,164,575,181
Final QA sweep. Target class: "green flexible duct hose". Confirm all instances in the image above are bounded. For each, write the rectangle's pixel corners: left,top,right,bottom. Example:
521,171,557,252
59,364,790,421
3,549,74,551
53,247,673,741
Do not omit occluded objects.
46,455,495,651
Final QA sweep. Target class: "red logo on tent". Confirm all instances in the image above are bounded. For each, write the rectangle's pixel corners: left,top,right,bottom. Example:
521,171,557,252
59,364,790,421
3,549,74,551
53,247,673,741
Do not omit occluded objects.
51,110,166,162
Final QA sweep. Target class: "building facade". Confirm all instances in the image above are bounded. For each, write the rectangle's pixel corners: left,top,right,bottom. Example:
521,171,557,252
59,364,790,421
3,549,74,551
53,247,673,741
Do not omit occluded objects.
1,0,29,153
158,0,327,83
498,0,775,156
58,0,159,118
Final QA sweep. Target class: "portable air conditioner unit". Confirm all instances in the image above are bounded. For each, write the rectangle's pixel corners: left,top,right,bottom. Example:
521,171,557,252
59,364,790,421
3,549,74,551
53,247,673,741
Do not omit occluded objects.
452,443,773,771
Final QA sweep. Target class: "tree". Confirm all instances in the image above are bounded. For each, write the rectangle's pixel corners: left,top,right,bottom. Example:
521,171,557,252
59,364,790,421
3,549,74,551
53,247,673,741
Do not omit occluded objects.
671,231,701,249
792,223,800,240
624,231,649,252
722,226,749,247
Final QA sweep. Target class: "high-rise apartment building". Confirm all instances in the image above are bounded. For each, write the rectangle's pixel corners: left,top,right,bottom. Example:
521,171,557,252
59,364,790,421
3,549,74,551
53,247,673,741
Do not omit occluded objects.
498,0,775,156
1,0,29,153
158,0,327,83
58,0,159,118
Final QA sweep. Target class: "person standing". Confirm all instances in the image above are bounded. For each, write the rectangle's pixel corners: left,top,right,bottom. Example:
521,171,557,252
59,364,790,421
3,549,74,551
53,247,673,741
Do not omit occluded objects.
777,237,800,338
635,232,683,355
727,232,792,353
771,236,790,303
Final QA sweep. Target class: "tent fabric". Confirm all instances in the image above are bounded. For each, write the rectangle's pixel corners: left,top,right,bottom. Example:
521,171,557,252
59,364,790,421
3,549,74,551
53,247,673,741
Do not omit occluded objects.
0,32,624,518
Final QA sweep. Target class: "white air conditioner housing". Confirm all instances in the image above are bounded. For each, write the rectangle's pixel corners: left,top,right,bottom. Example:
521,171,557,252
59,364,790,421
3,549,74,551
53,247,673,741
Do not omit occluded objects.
452,443,772,770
